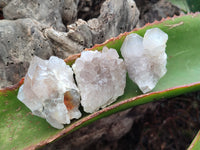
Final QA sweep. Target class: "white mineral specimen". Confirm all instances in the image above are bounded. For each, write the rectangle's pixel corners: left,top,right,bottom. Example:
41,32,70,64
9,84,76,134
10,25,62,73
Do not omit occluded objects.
72,47,126,113
17,56,81,129
121,28,168,93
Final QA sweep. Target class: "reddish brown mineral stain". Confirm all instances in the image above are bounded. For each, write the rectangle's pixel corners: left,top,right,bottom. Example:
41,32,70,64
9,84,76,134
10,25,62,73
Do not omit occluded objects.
0,78,24,93
64,53,81,64
64,91,74,110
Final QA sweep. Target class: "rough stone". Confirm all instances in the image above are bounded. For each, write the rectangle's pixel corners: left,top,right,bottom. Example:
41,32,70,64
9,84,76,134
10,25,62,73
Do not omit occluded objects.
0,18,54,88
0,0,11,7
135,0,180,27
67,0,139,50
17,56,81,129
44,0,139,58
0,0,139,88
121,28,168,93
2,0,77,31
77,0,105,20
72,47,126,113
44,27,84,58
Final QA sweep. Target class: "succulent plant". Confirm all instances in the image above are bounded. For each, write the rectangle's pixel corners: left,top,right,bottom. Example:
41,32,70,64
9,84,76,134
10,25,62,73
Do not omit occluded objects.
0,13,200,149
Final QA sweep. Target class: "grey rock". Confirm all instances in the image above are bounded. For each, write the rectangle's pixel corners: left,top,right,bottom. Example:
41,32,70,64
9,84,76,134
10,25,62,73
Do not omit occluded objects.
67,0,139,50
61,0,79,26
2,0,80,31
77,0,105,20
0,0,139,88
0,18,53,88
44,27,84,58
0,0,11,8
44,0,139,57
2,0,66,31
135,0,180,26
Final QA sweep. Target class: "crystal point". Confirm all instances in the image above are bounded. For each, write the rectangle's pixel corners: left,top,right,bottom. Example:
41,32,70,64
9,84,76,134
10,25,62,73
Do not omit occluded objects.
121,28,168,93
17,56,81,129
143,28,168,50
73,47,126,113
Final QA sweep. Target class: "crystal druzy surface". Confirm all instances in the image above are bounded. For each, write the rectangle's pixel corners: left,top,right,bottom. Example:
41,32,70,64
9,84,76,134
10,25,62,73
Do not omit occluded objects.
73,47,126,113
121,28,168,93
17,56,81,129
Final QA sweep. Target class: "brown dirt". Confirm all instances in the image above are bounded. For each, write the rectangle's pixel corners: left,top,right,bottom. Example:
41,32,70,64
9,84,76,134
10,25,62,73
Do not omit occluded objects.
87,92,200,150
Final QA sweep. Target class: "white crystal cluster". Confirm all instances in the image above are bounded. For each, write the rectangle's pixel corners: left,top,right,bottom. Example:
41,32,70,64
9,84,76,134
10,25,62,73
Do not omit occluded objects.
72,47,126,113
121,28,168,93
17,27,168,129
17,56,81,129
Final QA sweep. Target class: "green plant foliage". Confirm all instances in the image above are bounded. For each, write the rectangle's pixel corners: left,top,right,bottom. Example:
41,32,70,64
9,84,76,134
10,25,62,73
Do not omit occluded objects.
187,0,200,12
0,13,200,149
188,130,200,150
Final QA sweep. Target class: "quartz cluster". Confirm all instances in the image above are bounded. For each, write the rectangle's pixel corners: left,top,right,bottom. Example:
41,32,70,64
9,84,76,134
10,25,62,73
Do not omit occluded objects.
72,47,126,113
17,56,81,129
17,27,168,129
121,28,168,93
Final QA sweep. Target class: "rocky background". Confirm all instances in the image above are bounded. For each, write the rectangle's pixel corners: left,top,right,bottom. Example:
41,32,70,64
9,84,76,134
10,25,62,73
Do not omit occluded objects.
1,0,199,150
0,0,180,88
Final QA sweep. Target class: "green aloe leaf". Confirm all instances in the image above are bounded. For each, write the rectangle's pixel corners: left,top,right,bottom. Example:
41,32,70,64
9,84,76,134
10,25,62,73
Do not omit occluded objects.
188,130,200,150
1,13,200,149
